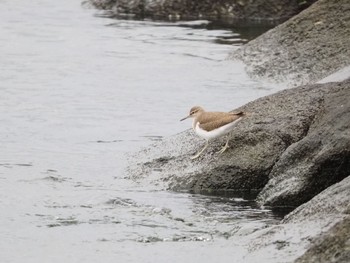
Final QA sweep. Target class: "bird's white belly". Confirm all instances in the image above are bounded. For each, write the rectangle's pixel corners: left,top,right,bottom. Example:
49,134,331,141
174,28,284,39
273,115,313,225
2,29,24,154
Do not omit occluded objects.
194,117,242,140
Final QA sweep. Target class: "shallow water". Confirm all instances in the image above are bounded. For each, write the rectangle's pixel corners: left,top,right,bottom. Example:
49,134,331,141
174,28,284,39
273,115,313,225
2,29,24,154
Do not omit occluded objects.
0,0,284,262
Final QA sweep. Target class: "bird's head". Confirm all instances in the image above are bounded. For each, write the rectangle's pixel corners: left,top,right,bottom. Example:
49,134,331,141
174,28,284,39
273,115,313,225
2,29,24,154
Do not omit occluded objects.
180,106,204,121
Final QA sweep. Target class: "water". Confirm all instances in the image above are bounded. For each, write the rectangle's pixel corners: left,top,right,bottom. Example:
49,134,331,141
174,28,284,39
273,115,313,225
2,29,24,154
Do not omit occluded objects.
0,0,283,262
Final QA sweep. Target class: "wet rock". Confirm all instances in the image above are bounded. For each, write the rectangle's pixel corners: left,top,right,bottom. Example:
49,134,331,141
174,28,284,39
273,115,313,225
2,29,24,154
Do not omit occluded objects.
294,217,350,263
257,81,350,207
127,79,350,206
282,175,350,225
245,175,350,262
86,0,314,25
229,0,350,86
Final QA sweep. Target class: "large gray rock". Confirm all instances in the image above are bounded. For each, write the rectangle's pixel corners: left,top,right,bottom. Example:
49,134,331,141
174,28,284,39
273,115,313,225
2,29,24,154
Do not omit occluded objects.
257,81,350,207
229,0,350,87
127,79,350,209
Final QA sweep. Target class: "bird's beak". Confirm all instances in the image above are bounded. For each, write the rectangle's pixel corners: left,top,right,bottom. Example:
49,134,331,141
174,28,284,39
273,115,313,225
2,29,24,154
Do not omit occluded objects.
180,115,190,121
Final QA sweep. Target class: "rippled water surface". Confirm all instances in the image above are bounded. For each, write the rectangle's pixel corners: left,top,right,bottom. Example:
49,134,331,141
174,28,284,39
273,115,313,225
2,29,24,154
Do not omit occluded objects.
1,0,283,262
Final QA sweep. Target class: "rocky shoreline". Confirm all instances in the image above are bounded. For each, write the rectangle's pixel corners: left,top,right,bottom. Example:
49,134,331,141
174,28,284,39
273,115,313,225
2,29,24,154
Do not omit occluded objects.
88,0,350,262
86,0,315,25
126,77,349,262
128,79,350,205
127,78,350,261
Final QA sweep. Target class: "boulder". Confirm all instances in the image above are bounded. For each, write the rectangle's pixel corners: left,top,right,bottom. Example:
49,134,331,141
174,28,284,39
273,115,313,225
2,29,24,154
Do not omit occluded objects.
257,80,350,207
229,0,350,87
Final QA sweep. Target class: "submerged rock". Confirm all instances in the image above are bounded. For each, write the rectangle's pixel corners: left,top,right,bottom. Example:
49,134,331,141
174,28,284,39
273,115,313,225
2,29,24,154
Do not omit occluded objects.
229,0,350,86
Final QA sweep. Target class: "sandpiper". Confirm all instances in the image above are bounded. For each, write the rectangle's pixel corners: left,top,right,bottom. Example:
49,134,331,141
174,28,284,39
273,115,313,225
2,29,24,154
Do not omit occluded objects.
180,106,245,159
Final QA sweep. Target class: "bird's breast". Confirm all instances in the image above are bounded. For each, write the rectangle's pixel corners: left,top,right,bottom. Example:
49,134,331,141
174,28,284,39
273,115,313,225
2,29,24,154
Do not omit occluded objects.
192,119,197,131
194,117,242,140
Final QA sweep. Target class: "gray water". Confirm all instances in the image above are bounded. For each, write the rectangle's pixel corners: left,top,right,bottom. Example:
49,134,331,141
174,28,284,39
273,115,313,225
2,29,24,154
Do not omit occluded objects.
0,0,284,262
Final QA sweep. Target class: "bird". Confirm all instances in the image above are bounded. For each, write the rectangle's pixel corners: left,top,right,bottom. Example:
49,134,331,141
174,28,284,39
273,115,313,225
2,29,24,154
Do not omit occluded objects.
180,106,245,159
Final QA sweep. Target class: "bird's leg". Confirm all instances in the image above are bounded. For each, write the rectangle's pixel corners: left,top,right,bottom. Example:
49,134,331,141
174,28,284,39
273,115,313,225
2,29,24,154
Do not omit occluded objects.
217,134,230,154
191,140,209,159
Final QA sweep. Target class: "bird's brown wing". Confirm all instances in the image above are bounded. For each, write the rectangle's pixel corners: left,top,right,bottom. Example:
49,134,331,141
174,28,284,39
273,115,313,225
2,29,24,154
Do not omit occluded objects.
198,112,242,132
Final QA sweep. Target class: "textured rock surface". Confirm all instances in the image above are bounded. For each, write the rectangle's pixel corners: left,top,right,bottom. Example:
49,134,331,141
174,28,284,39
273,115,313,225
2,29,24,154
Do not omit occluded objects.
294,217,350,263
86,0,313,24
229,0,350,87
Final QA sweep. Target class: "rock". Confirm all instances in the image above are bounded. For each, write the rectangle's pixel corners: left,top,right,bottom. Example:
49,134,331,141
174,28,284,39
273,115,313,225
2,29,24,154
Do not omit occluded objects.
287,175,350,263
282,175,350,225
318,66,350,84
127,79,350,209
294,218,350,263
229,0,350,87
257,81,350,207
86,0,315,25
244,175,350,263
